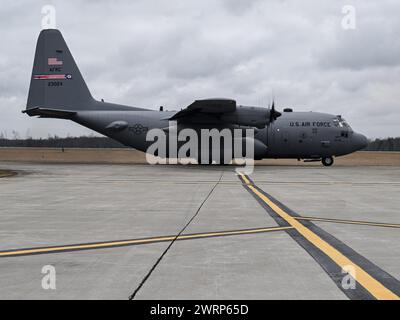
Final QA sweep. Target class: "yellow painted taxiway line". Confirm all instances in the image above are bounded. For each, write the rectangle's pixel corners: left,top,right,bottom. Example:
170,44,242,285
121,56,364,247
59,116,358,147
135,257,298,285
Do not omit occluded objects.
295,216,400,229
239,173,399,300
0,226,292,258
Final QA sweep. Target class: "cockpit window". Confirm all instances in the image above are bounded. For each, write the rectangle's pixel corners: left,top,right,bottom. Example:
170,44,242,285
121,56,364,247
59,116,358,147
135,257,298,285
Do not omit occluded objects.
334,117,352,130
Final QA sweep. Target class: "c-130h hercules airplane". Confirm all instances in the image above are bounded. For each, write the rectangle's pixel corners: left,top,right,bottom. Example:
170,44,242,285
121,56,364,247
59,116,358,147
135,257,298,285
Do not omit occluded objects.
24,29,368,166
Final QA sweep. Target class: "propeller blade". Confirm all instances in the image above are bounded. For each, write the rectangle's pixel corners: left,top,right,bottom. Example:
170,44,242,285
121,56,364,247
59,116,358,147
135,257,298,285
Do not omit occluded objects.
269,99,281,122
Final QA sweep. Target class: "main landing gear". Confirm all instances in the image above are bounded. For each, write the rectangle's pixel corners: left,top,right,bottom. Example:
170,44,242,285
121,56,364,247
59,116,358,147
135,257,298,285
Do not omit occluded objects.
322,156,334,167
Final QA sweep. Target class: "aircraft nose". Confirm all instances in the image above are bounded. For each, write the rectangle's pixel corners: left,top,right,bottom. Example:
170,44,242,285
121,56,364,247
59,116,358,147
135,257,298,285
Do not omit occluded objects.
353,133,368,150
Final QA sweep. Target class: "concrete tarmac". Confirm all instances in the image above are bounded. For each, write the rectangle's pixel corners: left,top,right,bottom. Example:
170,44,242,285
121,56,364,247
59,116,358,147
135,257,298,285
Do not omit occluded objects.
0,162,399,299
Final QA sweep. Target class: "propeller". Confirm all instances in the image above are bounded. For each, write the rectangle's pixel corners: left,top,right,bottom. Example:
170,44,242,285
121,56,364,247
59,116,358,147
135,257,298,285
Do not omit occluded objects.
269,98,281,122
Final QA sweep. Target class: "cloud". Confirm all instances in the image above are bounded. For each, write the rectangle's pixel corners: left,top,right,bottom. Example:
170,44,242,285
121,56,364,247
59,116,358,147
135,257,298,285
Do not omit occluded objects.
0,0,399,138
315,6,400,70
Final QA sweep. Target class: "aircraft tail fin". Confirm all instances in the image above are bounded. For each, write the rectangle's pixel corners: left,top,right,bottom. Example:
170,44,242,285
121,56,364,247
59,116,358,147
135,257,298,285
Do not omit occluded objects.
26,29,94,112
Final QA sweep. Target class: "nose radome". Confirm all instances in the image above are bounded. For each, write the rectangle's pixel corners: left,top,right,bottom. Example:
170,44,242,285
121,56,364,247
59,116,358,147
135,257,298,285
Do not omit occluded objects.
354,133,368,150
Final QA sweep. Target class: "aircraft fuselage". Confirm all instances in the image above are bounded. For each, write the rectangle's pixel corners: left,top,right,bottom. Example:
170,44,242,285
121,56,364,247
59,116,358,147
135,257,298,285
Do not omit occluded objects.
73,107,367,163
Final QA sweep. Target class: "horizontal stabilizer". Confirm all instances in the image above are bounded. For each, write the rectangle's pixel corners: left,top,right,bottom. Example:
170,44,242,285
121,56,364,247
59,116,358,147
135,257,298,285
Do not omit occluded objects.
23,107,76,119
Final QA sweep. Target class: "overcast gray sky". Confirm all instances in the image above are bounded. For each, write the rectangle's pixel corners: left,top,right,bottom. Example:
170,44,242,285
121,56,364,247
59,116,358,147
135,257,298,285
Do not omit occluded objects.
1,0,399,138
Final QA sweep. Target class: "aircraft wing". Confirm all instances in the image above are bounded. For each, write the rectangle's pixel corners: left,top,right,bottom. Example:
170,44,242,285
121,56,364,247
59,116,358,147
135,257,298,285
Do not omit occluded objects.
169,98,236,121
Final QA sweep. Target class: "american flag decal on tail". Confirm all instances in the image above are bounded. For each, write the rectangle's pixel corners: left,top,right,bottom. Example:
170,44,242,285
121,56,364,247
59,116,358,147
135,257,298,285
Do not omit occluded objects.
34,74,72,80
48,57,63,65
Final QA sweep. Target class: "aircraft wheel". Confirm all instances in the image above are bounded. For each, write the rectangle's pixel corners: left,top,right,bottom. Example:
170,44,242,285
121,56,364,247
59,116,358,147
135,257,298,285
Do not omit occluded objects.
322,156,334,167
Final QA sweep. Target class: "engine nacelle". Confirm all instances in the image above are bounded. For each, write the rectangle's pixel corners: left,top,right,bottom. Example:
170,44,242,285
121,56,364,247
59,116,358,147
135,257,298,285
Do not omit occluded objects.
221,106,271,129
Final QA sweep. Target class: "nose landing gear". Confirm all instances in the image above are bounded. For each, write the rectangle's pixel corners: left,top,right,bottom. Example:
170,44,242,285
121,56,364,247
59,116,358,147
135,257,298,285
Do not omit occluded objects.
322,156,334,167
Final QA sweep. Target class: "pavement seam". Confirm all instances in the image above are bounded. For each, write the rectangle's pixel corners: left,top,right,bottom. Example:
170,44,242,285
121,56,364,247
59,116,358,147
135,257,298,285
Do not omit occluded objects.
128,169,224,300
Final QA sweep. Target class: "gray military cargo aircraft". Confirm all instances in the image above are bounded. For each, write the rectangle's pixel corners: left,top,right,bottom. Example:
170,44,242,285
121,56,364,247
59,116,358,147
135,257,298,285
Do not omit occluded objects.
24,29,368,166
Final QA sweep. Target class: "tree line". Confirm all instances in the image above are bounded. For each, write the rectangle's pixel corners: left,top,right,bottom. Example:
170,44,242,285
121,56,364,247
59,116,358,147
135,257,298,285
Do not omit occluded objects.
364,137,400,151
0,136,126,148
0,136,400,151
